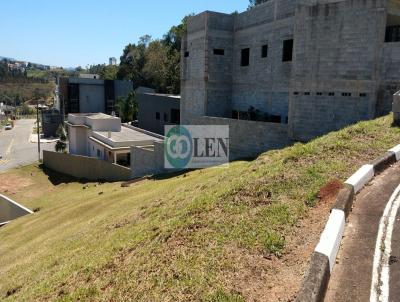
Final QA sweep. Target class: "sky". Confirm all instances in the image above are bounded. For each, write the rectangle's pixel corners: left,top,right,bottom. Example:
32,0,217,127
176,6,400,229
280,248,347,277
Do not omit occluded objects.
0,1,249,68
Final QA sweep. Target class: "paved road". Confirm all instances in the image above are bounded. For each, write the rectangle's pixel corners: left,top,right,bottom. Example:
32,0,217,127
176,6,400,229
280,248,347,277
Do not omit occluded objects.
325,162,400,302
0,119,55,172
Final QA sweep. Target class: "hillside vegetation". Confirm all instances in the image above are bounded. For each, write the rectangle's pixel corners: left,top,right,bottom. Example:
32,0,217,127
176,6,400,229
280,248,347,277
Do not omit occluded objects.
0,82,55,103
0,115,399,301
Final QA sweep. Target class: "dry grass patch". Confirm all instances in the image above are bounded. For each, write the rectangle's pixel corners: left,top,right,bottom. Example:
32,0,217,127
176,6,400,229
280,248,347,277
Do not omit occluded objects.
0,114,399,301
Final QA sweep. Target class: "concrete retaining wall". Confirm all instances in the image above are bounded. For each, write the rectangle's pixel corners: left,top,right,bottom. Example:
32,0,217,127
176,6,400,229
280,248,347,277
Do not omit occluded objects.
190,116,289,159
43,151,131,182
0,194,33,225
394,91,400,125
131,141,166,178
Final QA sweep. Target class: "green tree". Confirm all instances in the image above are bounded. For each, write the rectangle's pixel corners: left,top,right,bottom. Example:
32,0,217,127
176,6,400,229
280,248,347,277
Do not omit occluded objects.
101,65,118,80
143,41,169,92
55,125,67,153
163,15,191,52
117,43,147,87
116,16,190,94
115,91,137,123
249,0,269,8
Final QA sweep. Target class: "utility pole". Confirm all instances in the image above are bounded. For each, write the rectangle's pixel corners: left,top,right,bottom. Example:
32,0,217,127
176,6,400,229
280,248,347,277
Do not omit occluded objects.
36,99,41,161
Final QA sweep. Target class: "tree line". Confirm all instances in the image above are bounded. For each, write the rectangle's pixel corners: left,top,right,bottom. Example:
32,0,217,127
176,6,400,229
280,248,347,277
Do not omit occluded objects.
93,0,266,94
0,61,49,84
85,16,189,95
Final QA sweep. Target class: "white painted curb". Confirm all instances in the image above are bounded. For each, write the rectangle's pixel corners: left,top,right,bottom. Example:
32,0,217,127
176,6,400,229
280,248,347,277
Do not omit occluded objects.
298,143,400,301
389,144,400,161
345,164,374,193
315,209,345,272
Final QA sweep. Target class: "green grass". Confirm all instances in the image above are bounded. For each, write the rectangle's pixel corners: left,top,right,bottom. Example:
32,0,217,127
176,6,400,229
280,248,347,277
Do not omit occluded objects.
0,114,399,301
26,69,49,79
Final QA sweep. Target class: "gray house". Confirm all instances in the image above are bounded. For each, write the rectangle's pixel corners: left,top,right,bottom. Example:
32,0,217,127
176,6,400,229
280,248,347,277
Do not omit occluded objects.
58,77,133,115
137,92,180,135
181,0,400,159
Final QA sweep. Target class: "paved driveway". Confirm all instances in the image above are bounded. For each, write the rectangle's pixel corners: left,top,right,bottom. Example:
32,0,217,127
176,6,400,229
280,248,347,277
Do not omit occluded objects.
0,119,55,172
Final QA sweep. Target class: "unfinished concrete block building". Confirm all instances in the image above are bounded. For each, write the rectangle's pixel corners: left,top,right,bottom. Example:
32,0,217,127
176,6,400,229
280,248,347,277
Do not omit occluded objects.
181,0,400,159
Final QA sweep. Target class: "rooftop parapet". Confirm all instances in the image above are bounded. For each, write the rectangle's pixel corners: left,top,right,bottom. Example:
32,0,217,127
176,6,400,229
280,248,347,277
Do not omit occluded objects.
67,113,121,132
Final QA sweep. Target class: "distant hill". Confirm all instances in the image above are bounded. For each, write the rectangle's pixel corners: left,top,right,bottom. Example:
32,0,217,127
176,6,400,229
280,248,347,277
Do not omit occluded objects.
0,56,15,61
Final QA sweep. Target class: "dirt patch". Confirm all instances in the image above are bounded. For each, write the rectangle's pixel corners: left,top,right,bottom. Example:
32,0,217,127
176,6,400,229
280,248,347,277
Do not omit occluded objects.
318,179,343,204
221,183,339,302
0,174,33,195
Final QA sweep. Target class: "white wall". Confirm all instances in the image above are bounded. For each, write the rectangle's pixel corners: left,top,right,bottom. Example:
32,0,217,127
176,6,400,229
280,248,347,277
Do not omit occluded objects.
68,127,89,156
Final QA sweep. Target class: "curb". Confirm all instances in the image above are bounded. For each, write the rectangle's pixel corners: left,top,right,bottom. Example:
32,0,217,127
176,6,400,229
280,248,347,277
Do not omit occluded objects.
296,144,400,302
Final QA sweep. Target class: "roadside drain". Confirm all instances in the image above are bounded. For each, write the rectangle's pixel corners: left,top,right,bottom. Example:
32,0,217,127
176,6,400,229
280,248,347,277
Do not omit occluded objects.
0,194,33,226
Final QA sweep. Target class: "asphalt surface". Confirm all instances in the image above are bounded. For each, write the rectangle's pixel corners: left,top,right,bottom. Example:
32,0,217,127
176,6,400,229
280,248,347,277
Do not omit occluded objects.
0,119,55,172
325,162,400,302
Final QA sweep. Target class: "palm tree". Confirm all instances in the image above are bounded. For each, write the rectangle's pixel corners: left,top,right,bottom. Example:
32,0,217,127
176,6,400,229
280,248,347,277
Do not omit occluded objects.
115,91,137,123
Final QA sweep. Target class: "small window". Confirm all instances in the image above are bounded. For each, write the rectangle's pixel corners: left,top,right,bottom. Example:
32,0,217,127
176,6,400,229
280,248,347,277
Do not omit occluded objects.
184,51,189,57
261,45,268,58
164,113,168,122
156,112,160,120
170,109,180,124
241,48,250,66
293,91,299,95
304,92,310,95
97,149,101,158
328,92,335,96
232,110,239,119
342,92,352,97
213,49,225,55
282,39,293,62
317,92,323,96
359,93,367,97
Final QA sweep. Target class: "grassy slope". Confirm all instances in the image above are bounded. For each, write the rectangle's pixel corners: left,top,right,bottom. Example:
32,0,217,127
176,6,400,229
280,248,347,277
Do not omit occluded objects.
0,115,399,301
26,69,49,79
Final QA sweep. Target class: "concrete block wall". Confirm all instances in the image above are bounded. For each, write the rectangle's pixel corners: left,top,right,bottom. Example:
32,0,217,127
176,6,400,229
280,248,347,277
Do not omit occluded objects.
393,90,400,125
206,14,234,117
289,94,371,141
131,142,166,178
379,42,400,115
182,0,399,156
182,0,296,123
181,12,208,123
288,0,387,141
231,14,294,119
190,116,289,159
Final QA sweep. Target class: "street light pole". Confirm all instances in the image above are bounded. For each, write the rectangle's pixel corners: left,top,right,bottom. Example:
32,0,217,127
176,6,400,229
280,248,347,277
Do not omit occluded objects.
36,99,41,161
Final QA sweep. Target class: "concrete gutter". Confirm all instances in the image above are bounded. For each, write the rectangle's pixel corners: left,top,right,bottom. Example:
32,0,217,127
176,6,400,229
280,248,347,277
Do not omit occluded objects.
0,194,33,226
296,143,400,301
